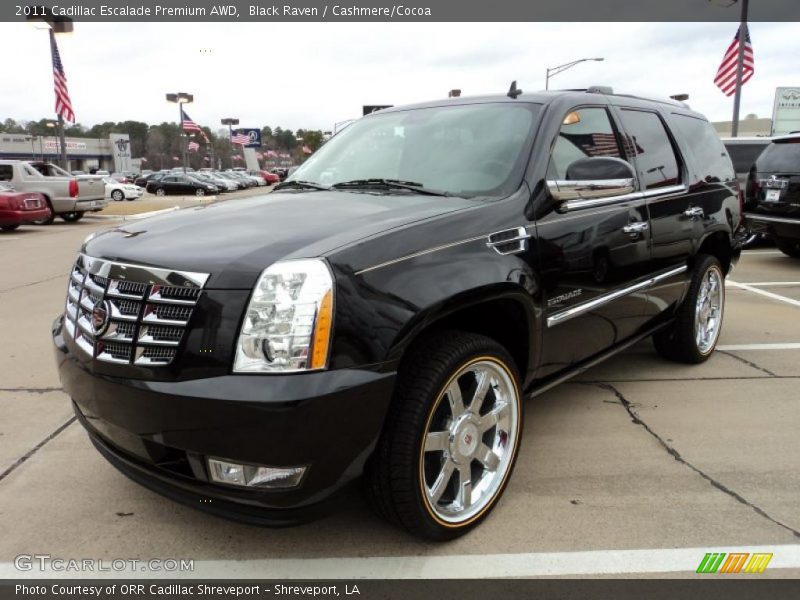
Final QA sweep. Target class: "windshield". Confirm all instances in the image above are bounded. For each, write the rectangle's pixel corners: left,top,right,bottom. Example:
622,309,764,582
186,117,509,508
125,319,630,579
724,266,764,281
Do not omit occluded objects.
756,140,800,173
288,102,541,198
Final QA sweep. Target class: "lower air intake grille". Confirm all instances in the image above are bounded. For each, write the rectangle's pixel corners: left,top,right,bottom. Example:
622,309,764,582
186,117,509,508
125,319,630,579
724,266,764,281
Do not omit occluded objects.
63,254,209,367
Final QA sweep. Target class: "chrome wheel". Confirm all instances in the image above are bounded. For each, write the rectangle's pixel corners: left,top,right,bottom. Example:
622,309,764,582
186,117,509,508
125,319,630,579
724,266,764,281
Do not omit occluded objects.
421,359,519,524
695,265,724,354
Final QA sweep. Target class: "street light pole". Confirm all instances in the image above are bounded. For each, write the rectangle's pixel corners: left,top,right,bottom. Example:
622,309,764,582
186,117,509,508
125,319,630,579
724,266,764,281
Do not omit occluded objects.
545,57,605,90
166,92,193,173
221,118,239,168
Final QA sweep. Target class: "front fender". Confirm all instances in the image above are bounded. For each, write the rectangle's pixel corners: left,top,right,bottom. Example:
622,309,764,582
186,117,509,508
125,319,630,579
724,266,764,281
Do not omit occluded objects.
328,238,543,382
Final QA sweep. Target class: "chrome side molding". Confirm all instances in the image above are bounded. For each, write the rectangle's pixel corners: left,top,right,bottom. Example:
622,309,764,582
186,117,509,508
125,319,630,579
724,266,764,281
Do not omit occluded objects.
558,184,687,212
546,265,688,327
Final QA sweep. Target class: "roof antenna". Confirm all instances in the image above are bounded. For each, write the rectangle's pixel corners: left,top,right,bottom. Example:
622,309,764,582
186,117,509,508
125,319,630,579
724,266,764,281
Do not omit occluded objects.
507,80,522,99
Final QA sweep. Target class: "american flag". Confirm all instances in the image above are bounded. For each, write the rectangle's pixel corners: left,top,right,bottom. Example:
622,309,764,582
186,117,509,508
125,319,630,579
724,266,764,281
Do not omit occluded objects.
231,132,250,145
49,30,74,123
714,26,754,97
181,108,202,133
187,141,200,152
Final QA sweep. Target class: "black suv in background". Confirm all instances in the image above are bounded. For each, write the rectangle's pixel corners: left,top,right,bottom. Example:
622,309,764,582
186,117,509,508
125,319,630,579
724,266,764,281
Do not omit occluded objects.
53,89,741,540
744,135,800,257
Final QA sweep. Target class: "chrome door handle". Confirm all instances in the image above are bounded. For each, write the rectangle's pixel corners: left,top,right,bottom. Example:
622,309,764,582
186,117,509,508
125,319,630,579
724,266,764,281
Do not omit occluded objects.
622,221,649,236
684,206,704,218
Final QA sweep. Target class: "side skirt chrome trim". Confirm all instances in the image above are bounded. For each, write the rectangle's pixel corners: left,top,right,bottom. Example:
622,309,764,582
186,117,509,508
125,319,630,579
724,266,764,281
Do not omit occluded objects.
744,213,800,225
546,265,688,328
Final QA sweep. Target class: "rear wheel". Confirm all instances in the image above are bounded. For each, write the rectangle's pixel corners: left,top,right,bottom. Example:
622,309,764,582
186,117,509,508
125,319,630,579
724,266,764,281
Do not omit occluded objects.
776,237,800,258
653,255,725,363
1,224,20,232
60,211,84,223
195,188,205,197
155,188,166,197
32,198,55,225
365,331,523,540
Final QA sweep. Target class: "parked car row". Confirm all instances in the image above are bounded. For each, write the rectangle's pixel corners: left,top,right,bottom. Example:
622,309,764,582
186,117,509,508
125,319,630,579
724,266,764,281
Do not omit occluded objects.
138,168,279,196
0,159,106,226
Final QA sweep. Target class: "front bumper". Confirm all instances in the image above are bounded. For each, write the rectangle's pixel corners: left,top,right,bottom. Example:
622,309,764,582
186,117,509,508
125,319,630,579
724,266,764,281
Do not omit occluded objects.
53,315,395,525
744,212,800,241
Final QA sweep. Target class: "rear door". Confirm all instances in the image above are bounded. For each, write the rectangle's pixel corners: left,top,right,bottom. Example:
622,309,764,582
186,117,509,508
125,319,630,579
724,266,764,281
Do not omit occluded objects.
536,105,652,375
615,108,706,317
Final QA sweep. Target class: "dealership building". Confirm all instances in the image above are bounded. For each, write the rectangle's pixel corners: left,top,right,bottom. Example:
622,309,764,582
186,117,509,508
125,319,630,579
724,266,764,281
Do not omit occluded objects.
0,132,134,173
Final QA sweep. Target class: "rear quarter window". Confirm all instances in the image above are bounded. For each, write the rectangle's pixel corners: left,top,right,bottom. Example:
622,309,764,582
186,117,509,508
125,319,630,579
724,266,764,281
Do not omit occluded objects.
0,165,12,181
671,114,735,182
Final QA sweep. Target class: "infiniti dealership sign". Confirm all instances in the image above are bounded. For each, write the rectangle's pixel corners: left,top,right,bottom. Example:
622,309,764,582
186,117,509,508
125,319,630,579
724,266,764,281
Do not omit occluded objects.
772,87,800,136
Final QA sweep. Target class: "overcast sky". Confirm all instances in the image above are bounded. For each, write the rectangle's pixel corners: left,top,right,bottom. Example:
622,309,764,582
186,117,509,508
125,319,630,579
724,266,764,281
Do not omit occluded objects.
0,21,796,133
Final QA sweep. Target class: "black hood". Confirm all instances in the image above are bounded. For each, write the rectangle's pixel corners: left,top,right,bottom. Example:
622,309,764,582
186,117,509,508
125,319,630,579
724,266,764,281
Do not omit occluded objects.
84,191,477,288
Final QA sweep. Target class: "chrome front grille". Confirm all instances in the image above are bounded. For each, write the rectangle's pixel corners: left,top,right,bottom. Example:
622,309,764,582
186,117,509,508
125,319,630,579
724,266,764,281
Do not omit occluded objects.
63,254,209,366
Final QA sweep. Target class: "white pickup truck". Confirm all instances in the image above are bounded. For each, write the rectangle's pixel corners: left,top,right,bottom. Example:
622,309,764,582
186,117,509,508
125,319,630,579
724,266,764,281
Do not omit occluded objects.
0,160,106,223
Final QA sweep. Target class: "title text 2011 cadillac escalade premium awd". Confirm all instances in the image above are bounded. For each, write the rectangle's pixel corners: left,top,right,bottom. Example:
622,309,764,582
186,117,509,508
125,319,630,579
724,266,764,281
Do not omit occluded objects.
53,89,742,540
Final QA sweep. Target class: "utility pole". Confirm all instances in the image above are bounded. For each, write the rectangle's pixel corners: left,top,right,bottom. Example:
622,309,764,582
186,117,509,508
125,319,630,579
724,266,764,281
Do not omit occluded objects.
730,0,749,137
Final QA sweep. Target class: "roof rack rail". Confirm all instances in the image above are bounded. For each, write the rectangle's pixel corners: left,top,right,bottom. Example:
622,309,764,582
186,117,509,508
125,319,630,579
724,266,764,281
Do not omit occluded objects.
587,86,613,94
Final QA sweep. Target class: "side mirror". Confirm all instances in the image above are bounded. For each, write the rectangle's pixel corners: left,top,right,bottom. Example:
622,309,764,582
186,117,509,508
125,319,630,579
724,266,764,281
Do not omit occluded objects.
547,157,636,202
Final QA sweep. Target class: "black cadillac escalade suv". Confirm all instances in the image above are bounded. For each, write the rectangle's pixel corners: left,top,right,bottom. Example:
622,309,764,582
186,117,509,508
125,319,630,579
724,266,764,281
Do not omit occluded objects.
744,134,800,257
53,88,742,540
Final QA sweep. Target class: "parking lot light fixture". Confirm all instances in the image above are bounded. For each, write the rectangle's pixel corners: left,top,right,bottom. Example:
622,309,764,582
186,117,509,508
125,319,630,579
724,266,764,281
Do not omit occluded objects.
166,92,193,173
545,57,604,90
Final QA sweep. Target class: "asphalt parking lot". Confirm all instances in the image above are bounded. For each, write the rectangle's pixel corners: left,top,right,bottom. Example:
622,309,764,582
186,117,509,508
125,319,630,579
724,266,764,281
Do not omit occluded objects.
1,214,798,579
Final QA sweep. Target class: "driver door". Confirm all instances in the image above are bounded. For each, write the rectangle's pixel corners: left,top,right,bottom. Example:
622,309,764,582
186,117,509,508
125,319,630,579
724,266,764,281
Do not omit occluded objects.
535,106,652,377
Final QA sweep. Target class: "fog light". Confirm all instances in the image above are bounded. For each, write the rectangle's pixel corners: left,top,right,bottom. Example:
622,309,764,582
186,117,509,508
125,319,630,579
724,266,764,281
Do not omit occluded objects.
207,458,306,489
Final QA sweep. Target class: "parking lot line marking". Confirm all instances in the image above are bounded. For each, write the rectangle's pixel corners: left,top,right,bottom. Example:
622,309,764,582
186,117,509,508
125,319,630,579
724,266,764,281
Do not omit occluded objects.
727,280,800,308
734,281,800,287
3,544,800,579
742,250,785,255
718,343,800,351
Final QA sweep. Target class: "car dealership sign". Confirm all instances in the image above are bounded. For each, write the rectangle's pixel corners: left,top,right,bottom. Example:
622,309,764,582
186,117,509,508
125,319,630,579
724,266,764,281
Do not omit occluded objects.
772,87,800,136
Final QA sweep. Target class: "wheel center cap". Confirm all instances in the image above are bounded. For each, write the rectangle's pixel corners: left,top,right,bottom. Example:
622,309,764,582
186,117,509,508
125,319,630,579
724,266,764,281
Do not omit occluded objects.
451,416,480,462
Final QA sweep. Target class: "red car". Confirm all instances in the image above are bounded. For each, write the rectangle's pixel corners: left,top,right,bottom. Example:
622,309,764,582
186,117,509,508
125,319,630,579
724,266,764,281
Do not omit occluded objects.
0,183,52,231
254,170,280,185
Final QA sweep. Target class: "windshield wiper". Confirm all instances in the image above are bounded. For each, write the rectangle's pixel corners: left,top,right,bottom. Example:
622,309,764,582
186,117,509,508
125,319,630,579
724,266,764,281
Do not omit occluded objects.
331,179,451,197
274,180,331,191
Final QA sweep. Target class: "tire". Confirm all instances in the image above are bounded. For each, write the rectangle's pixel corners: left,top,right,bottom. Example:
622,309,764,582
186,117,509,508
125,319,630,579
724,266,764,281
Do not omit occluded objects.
60,211,84,223
111,190,124,201
364,331,523,541
1,224,20,231
653,255,725,364
195,188,205,197
155,188,166,197
776,237,800,258
32,198,55,225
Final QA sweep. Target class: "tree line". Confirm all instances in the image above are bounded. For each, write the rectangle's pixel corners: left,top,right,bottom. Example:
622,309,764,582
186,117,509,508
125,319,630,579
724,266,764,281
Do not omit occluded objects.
0,118,326,170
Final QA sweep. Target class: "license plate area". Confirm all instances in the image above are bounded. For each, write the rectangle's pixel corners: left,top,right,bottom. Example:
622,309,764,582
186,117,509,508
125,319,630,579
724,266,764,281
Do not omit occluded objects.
765,189,782,202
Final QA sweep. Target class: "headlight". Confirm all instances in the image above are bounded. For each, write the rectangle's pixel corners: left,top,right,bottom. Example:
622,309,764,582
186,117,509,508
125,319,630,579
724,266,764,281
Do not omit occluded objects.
234,258,334,373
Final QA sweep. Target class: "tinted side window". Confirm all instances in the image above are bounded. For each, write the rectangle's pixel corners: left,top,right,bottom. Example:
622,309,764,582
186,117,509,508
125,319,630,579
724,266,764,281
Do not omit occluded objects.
0,165,12,181
671,114,735,182
725,143,768,173
618,109,681,190
549,107,624,179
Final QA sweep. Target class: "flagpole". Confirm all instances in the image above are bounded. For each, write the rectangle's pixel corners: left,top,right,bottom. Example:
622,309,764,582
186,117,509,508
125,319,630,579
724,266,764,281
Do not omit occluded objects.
730,0,749,138
57,114,68,169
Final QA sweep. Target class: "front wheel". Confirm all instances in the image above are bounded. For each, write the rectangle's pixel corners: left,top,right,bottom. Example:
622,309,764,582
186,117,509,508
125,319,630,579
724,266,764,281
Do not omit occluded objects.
154,188,166,197
195,188,205,197
776,237,800,258
60,211,84,223
365,331,523,540
111,190,124,201
653,255,725,363
1,224,20,231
